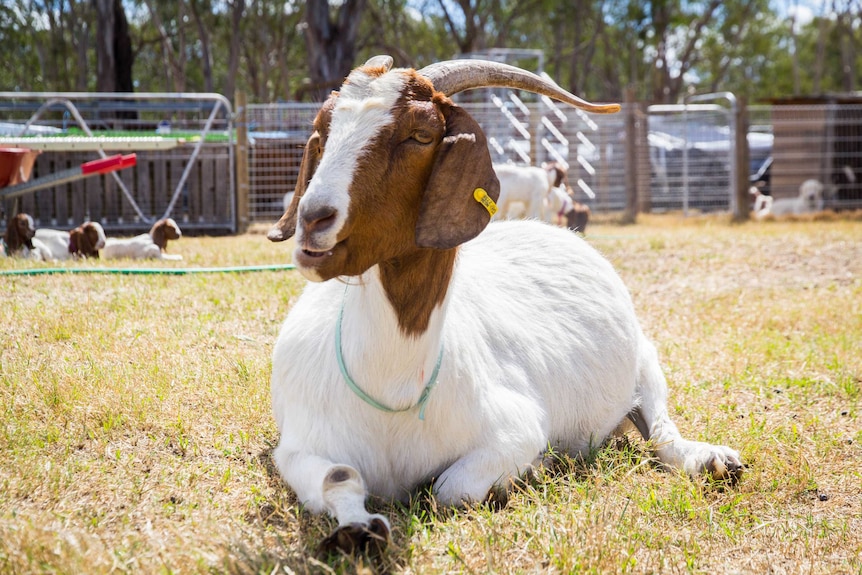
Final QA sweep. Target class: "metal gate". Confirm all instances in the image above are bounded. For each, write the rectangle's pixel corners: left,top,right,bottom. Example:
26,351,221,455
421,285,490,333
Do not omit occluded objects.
0,92,235,233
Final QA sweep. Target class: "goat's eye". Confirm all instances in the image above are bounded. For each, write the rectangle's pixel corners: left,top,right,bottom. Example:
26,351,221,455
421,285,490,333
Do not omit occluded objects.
410,130,434,145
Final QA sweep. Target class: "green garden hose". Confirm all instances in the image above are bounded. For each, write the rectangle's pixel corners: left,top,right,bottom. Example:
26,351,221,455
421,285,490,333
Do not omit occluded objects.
0,264,296,276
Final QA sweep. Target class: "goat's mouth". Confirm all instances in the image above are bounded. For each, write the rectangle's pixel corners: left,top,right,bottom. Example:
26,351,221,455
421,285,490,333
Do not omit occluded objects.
294,239,345,272
300,248,334,259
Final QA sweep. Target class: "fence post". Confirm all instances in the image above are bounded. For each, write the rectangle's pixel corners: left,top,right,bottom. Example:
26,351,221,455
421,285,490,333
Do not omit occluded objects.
235,90,250,233
733,96,750,221
623,86,638,223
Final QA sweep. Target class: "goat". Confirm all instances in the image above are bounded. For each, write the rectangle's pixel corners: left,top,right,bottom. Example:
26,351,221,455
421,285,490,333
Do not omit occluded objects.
103,218,183,260
542,160,568,189
541,161,591,232
566,196,591,233
266,56,742,555
750,185,773,218
33,221,106,260
2,213,45,260
759,179,824,217
545,184,574,225
492,163,557,220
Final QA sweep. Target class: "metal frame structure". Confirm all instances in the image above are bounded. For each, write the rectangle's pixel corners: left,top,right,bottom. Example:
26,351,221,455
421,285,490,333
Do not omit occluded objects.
0,92,235,231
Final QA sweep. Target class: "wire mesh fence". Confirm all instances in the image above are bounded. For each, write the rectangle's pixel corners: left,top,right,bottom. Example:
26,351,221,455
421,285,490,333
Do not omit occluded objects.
750,104,862,210
243,103,318,222
5,91,861,235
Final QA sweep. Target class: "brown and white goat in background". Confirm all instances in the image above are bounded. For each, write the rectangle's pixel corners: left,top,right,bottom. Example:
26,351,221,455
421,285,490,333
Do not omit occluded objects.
267,56,743,554
103,218,183,260
34,221,106,260
2,213,44,259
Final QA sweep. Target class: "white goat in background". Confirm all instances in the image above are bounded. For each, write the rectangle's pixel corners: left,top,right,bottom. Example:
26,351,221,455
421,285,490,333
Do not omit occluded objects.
763,179,825,217
103,218,183,260
266,56,743,555
492,163,557,220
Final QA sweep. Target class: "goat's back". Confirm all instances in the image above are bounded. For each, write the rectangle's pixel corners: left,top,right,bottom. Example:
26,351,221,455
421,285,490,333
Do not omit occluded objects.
103,234,160,259
34,229,71,260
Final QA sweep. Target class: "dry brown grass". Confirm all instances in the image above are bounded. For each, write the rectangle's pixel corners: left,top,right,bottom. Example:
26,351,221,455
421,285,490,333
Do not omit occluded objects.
1,214,860,574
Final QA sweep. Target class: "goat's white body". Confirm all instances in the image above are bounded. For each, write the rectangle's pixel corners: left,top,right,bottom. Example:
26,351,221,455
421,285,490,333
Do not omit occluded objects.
3,243,46,260
103,234,182,260
545,185,574,224
761,179,824,217
493,164,554,221
33,229,72,260
273,220,721,509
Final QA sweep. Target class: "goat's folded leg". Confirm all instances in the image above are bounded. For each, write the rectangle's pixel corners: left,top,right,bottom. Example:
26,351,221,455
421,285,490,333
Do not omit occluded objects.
273,448,391,555
433,447,541,507
629,354,744,482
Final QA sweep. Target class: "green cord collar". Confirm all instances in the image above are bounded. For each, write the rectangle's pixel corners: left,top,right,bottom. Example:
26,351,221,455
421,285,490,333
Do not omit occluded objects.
336,281,444,420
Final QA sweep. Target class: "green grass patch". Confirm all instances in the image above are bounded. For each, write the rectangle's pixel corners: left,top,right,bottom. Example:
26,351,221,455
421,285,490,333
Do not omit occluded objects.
1,216,861,573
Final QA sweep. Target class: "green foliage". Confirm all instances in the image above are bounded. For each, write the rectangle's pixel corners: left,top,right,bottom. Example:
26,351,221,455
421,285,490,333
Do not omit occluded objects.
1,0,860,102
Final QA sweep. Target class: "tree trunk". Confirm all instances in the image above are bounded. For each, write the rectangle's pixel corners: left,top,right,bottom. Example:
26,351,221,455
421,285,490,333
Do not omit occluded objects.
190,0,215,92
69,0,90,90
113,0,134,93
839,13,856,92
93,0,117,92
303,0,367,102
225,0,245,99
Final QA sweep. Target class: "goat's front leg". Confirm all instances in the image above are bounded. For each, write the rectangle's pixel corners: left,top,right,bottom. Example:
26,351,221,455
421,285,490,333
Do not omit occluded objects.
273,446,390,555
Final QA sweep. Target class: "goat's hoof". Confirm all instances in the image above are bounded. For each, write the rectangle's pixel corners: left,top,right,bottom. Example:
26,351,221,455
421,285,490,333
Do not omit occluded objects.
318,517,390,557
705,452,745,485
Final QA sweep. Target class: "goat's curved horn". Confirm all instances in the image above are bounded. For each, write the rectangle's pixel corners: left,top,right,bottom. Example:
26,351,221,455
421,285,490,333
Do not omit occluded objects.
363,55,394,71
417,60,620,114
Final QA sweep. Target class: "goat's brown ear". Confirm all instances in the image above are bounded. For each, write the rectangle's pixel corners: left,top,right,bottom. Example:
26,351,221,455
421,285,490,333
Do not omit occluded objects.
69,227,82,256
72,226,95,257
151,221,167,251
5,217,20,250
415,104,499,250
84,225,101,257
268,131,321,243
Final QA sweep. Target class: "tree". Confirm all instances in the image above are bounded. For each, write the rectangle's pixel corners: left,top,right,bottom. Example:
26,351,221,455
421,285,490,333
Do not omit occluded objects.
93,0,134,92
303,0,368,101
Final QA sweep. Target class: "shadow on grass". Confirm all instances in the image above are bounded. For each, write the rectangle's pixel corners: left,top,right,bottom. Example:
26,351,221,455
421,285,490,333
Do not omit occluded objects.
224,436,673,574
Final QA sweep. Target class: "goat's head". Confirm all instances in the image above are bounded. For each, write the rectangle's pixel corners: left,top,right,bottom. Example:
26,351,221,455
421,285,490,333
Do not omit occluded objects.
69,221,106,258
151,218,182,251
542,161,569,189
269,56,619,282
3,213,36,253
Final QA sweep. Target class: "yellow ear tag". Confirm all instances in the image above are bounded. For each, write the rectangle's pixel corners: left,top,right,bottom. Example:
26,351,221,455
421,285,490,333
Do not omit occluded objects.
473,188,498,217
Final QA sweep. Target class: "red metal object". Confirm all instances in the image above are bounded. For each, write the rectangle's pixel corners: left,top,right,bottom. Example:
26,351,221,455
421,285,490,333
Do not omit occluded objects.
0,147,41,188
0,153,138,200
81,153,137,175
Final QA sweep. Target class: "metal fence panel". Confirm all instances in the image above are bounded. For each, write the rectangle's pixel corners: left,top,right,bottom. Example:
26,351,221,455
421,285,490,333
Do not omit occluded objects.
243,100,862,223
0,93,234,233
750,104,862,210
244,103,318,223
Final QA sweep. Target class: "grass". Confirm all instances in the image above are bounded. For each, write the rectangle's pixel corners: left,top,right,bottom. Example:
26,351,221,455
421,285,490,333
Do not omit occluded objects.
1,213,860,574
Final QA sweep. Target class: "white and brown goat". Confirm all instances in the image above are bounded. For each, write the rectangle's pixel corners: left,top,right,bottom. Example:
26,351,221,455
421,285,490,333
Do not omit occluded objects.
2,213,44,260
34,221,106,260
103,218,183,260
267,56,743,554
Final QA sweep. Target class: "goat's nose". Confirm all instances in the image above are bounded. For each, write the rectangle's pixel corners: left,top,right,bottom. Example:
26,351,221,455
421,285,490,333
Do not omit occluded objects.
301,205,338,234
